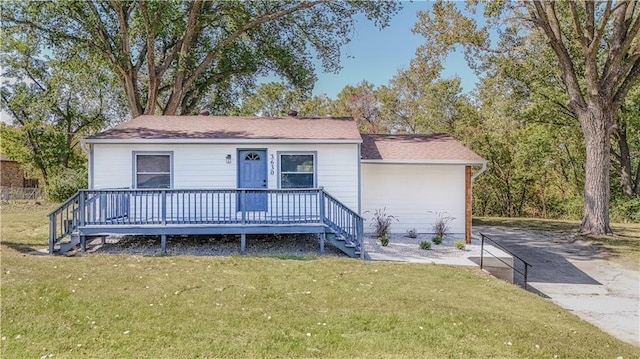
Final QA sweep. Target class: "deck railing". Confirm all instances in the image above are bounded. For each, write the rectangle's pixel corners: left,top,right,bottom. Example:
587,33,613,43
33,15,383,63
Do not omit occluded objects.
48,192,81,253
48,188,363,255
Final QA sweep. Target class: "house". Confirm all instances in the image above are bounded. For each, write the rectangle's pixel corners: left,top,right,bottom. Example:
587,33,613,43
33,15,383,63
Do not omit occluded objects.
48,114,485,257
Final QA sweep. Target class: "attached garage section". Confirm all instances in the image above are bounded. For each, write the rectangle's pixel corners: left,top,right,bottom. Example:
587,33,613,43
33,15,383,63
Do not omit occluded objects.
361,163,466,234
359,134,486,242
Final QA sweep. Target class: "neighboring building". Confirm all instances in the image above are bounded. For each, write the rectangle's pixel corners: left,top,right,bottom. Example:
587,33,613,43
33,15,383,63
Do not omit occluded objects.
1,155,25,188
0,155,40,200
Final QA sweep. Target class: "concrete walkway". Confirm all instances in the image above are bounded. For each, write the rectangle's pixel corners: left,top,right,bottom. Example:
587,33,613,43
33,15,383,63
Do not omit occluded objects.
475,226,640,346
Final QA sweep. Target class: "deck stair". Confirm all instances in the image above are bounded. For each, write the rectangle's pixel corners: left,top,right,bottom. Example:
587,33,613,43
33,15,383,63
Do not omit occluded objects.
48,188,364,258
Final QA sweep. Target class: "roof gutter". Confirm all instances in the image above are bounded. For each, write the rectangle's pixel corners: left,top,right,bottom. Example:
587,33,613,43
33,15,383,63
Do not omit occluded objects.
361,159,486,166
82,138,362,145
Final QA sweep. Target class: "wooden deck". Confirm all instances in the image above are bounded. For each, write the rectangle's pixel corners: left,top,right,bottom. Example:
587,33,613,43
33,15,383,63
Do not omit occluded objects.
48,188,363,257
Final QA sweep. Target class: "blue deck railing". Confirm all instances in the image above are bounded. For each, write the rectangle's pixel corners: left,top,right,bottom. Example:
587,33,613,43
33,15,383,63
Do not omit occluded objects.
48,188,363,255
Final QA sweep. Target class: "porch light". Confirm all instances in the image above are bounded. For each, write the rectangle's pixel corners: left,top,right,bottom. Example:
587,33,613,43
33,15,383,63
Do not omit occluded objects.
226,154,232,164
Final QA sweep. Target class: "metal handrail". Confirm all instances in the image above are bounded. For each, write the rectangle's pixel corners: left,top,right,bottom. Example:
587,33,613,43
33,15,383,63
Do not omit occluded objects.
479,233,532,289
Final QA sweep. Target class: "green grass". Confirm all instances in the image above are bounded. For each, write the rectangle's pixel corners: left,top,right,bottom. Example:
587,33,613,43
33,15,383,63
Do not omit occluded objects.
2,203,638,357
474,217,640,269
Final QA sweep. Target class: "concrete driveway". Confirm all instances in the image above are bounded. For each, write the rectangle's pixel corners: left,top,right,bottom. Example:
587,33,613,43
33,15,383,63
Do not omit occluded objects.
475,225,640,346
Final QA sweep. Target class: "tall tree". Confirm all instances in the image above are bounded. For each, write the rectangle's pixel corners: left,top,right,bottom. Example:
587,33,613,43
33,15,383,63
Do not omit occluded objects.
233,82,305,117
0,33,122,188
378,68,472,136
333,81,386,133
232,82,335,117
612,83,640,198
4,1,399,117
414,1,640,234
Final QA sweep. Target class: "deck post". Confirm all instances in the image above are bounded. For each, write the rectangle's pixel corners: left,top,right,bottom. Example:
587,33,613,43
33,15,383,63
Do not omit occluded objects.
161,234,167,253
320,232,325,254
78,191,85,228
241,190,246,225
318,188,325,225
80,235,86,252
240,233,246,254
161,190,167,225
49,215,55,254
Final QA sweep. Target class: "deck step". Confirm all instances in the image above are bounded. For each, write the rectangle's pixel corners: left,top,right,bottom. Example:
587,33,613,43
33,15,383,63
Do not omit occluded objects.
55,233,80,253
324,229,359,258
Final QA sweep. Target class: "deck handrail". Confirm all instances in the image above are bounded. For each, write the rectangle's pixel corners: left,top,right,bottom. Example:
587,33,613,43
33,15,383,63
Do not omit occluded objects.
320,189,364,258
48,191,81,253
48,188,363,257
479,233,532,289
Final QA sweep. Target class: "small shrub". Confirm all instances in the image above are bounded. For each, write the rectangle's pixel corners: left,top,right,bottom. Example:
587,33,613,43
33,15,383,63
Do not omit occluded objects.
431,235,443,245
406,228,417,238
46,168,88,202
369,208,398,238
611,197,640,223
454,239,466,250
429,211,454,238
419,240,431,250
380,235,389,247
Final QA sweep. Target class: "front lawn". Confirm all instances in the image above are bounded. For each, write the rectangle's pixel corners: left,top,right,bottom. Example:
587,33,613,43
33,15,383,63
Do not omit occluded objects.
2,203,638,357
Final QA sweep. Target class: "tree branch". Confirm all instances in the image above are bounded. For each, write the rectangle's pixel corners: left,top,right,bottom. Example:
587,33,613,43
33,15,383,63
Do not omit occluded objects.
183,0,328,93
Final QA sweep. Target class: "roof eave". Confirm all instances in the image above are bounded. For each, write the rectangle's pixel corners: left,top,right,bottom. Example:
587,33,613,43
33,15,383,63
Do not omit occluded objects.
361,159,486,165
83,138,363,144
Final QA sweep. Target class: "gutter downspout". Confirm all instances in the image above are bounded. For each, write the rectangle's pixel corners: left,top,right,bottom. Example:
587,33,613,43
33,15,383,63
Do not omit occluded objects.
471,161,487,181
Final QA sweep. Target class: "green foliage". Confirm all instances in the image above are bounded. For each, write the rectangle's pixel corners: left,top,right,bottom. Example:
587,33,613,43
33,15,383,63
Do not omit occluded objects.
431,235,443,245
232,82,335,117
369,208,398,238
610,198,640,223
4,1,400,116
453,239,466,250
419,240,431,250
1,31,120,187
412,0,640,234
380,235,389,247
46,168,87,202
232,82,306,117
333,81,387,133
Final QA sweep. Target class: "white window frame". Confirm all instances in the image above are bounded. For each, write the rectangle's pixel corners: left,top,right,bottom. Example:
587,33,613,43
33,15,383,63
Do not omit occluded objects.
278,151,317,189
132,151,173,189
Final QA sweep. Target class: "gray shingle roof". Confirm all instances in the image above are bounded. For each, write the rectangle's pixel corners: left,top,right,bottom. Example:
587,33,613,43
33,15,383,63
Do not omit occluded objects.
87,116,484,163
87,115,362,141
361,134,485,163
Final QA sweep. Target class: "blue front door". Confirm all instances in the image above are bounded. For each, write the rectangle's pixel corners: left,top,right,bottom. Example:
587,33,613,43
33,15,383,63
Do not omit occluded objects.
238,150,267,211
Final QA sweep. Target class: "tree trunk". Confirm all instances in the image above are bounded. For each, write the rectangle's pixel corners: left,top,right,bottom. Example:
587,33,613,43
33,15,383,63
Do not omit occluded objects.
612,120,634,197
579,104,613,234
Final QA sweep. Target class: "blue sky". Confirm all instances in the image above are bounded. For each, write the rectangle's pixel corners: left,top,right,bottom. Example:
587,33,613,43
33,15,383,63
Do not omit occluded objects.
311,1,477,98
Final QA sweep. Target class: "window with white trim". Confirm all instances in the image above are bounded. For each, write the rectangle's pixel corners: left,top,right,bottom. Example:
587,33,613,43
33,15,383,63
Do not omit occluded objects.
279,153,316,188
134,153,172,188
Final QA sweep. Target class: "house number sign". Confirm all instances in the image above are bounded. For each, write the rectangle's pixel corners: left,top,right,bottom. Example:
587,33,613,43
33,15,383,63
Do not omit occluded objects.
269,154,275,175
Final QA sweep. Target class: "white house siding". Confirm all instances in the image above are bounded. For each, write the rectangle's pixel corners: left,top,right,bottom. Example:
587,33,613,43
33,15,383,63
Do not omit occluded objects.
361,163,466,234
91,143,360,213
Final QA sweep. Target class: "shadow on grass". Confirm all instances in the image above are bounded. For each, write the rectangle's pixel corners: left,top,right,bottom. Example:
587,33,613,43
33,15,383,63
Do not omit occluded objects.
261,254,318,261
1,241,41,254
